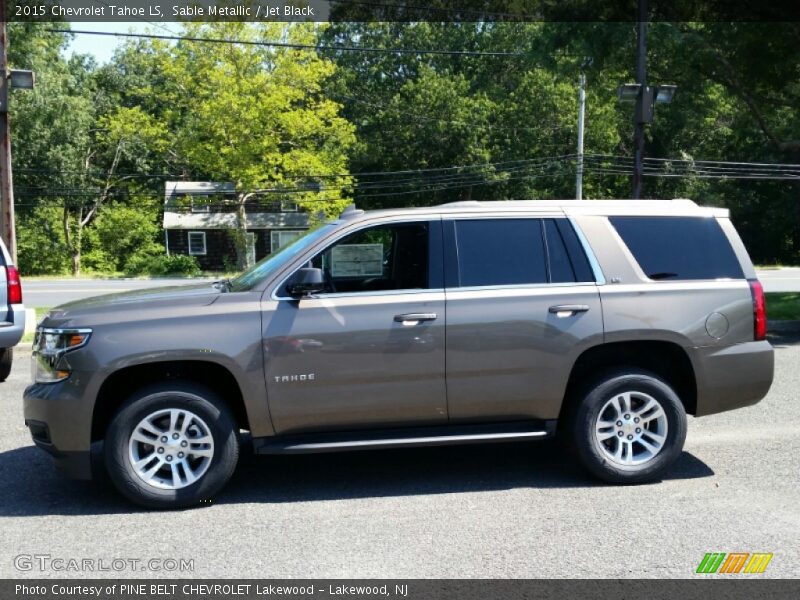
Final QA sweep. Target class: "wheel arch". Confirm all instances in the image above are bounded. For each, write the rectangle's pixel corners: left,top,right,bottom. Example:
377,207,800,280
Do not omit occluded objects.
92,360,250,443
559,340,698,422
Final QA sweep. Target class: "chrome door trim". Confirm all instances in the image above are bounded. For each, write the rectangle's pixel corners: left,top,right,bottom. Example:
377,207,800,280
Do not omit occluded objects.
568,216,606,285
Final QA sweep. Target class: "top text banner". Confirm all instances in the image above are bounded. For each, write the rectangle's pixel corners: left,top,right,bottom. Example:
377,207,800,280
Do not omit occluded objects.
8,0,800,22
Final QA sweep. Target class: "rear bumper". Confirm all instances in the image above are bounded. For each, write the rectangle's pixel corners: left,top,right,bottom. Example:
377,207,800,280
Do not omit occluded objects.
691,340,774,417
23,379,94,480
0,303,25,347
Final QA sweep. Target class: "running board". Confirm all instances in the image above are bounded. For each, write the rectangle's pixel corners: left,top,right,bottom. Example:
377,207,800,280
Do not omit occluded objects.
253,420,556,455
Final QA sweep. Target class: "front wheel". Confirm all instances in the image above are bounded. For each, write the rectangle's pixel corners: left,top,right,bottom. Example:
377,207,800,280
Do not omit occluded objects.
104,383,239,509
571,370,687,484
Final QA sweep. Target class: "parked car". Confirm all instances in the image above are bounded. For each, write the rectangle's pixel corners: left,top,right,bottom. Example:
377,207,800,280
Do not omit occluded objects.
24,200,774,508
0,238,24,382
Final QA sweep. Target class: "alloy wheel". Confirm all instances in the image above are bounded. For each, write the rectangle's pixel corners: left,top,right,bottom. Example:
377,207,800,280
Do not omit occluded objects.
128,408,215,490
594,391,669,467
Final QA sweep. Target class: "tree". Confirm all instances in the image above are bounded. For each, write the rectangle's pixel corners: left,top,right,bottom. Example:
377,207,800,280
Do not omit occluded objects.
125,23,356,269
60,106,169,275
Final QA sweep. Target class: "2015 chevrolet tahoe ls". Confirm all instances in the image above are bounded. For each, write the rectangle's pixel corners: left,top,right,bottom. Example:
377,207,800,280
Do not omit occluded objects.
24,200,774,508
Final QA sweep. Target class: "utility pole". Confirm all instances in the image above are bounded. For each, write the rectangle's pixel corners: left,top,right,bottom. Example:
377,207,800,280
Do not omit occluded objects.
0,2,15,261
632,0,648,199
576,72,586,200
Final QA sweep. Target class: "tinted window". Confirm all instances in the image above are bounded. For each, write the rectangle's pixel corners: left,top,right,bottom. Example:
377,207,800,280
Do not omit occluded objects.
609,216,743,280
544,220,576,283
555,219,595,282
310,222,429,293
455,219,547,286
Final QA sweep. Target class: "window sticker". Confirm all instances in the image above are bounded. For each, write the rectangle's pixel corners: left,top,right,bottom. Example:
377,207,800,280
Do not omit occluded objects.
330,243,384,277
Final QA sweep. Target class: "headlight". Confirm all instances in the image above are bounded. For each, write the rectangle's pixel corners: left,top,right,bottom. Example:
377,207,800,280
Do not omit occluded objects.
31,328,92,383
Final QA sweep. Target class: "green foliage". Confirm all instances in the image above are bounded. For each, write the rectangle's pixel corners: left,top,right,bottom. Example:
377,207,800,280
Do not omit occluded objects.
91,203,165,272
765,293,800,321
125,254,201,277
8,22,800,269
16,204,70,275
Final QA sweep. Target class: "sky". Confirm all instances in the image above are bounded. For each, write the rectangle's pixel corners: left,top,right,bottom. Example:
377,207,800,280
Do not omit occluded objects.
67,22,183,64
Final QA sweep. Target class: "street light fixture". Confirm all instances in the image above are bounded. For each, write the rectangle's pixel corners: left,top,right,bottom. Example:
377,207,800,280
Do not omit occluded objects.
618,83,676,125
617,83,641,102
9,69,35,90
654,84,677,104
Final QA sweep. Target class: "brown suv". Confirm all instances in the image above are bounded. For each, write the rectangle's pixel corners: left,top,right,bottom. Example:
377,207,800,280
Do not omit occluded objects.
24,200,774,508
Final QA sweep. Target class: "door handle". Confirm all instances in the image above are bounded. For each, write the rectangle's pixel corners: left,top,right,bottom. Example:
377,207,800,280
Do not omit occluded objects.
548,304,590,317
394,313,437,325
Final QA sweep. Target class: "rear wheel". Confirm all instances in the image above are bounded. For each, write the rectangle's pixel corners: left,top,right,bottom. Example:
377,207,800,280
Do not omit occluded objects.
104,382,239,509
571,370,687,484
0,348,12,382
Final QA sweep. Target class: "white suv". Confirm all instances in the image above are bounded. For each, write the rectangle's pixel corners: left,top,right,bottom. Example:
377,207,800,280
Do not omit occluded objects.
0,238,24,381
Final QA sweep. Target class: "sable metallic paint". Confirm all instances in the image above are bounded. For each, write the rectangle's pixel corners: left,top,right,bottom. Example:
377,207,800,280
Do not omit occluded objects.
23,200,774,480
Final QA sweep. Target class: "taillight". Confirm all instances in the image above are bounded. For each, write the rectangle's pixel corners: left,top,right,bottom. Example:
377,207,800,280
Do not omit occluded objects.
749,279,766,341
6,266,22,304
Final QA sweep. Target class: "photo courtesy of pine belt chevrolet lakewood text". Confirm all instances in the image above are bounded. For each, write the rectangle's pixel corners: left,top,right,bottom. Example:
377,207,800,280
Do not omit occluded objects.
23,200,774,508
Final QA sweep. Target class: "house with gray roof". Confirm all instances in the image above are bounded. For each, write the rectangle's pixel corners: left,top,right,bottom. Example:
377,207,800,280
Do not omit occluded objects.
163,182,310,271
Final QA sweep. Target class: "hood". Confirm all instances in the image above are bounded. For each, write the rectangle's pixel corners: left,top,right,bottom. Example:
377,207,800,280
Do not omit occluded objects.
41,283,224,329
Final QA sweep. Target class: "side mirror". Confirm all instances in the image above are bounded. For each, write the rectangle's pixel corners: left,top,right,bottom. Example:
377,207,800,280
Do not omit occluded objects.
287,267,325,297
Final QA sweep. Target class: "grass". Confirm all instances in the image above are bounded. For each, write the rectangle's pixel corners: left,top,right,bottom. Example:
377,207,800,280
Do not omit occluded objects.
766,293,800,321
20,307,52,344
755,264,800,270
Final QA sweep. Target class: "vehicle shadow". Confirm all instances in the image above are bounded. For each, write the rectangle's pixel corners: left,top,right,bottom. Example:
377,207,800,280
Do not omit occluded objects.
767,332,800,348
0,440,714,516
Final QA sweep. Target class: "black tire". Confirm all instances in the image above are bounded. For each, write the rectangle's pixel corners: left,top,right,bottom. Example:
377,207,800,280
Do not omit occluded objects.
0,348,12,382
570,369,687,484
104,382,239,509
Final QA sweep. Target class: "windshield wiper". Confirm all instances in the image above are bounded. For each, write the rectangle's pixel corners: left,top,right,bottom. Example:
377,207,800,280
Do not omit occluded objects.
647,272,679,280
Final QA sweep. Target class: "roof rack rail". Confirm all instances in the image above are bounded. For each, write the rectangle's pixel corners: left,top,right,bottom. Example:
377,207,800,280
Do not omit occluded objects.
339,204,365,220
437,200,483,208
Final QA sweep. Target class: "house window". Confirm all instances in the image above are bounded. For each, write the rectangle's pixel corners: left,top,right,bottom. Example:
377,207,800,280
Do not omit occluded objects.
188,231,207,255
190,197,211,213
271,230,304,253
280,200,299,212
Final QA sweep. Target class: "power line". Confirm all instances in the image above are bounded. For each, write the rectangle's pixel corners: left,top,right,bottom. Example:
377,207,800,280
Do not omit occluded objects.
14,163,576,203
17,155,800,210
23,160,572,196
583,154,800,179
88,0,181,38
328,90,572,135
16,155,577,181
52,29,531,58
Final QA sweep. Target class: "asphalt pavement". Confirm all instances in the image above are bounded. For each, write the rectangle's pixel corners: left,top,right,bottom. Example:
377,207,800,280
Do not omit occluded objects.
0,336,798,578
758,267,800,293
21,268,800,308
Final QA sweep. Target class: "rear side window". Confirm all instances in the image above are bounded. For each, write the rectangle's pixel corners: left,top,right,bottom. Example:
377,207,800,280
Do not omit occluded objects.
609,216,744,280
544,220,595,283
455,219,547,287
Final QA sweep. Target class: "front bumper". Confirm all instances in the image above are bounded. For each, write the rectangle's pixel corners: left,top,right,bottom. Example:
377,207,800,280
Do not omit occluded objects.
692,340,774,417
23,379,94,480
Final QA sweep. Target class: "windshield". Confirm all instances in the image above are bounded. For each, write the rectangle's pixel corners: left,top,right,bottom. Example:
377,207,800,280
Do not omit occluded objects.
228,224,336,291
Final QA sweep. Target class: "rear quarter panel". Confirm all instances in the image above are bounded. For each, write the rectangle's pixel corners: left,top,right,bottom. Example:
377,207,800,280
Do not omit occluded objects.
576,214,755,348
573,213,772,416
